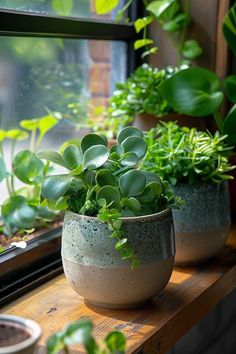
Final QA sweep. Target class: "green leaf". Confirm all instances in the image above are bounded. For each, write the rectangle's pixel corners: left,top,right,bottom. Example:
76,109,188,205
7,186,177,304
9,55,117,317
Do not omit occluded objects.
163,12,191,32
223,104,236,145
105,331,126,353
134,16,154,33
115,238,127,251
0,157,8,182
148,181,163,195
83,145,109,170
63,145,82,170
52,0,73,16
83,170,96,186
136,187,155,204
147,0,177,19
0,129,6,142
120,152,139,167
182,40,203,59
41,175,73,201
97,185,120,208
70,164,83,176
81,133,107,153
47,332,65,354
159,67,223,116
6,129,29,141
13,150,45,185
38,151,67,168
126,197,141,211
121,136,147,159
95,0,119,14
141,46,158,59
96,169,116,187
110,144,124,155
224,75,236,103
117,127,143,145
119,170,146,197
223,3,236,55
38,115,58,137
63,320,93,346
134,39,154,50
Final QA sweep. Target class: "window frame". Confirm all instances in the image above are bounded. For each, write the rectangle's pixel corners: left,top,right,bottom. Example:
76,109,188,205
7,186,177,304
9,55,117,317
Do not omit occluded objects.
0,3,142,305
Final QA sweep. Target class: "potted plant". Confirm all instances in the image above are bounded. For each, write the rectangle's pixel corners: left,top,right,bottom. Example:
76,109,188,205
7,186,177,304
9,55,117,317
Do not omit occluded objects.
143,121,234,266
47,318,126,354
0,115,60,253
0,314,41,354
38,126,178,308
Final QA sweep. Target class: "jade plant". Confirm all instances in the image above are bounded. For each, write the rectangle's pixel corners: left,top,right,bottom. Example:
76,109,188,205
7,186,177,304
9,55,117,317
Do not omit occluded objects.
47,318,126,354
143,121,235,185
0,115,58,240
38,126,178,268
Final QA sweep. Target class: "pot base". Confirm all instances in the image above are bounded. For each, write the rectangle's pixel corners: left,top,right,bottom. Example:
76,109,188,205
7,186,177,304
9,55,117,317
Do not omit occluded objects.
85,299,148,310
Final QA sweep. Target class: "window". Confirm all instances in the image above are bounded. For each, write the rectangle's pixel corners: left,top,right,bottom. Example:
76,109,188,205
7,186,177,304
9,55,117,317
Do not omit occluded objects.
0,1,139,305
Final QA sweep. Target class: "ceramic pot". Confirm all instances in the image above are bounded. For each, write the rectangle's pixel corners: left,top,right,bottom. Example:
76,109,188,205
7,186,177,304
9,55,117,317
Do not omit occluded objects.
62,209,175,309
0,315,41,354
173,182,231,266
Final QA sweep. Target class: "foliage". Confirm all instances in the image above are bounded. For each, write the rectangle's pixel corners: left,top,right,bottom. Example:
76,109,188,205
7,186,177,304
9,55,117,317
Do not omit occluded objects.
47,318,126,354
223,2,236,56
0,115,59,238
39,127,177,268
143,121,235,186
94,0,202,62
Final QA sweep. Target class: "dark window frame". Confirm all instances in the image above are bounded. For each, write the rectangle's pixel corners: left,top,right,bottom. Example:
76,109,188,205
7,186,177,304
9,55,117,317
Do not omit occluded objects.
0,3,142,306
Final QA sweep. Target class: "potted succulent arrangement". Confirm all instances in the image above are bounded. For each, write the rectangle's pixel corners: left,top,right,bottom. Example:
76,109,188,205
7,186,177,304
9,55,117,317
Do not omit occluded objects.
0,115,59,253
47,318,126,354
38,126,178,309
143,121,234,266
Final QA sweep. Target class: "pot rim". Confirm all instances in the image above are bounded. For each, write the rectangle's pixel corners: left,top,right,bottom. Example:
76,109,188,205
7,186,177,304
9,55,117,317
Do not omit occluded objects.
0,315,41,353
65,208,171,222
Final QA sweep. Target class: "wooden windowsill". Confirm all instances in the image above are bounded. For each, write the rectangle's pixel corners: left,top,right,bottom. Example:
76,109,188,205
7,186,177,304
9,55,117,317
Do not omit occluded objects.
1,228,236,354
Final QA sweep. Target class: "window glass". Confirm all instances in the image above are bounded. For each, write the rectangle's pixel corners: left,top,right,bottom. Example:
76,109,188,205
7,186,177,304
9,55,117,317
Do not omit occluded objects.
0,0,126,20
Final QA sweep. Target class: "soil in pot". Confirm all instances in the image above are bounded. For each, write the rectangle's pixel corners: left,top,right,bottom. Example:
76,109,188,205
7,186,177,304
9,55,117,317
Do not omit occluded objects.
173,182,231,266
0,321,31,347
62,209,175,309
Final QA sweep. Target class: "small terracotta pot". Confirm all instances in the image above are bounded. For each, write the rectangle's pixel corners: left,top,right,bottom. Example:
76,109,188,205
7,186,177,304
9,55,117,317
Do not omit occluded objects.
0,315,41,354
62,209,175,309
173,182,231,266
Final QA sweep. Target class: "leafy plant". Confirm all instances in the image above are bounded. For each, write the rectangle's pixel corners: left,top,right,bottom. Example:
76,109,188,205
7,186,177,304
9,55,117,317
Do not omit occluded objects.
95,0,202,61
47,318,126,354
143,121,235,185
0,114,59,238
38,126,178,268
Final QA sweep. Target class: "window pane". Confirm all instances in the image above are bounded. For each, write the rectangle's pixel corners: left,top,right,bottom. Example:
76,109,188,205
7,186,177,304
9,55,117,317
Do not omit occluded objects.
0,37,127,250
0,0,126,20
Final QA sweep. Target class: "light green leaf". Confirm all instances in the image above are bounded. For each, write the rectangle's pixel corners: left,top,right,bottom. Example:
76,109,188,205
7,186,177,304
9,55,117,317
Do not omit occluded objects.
163,12,191,32
134,16,154,33
148,181,162,195
182,40,202,59
6,129,29,141
147,0,177,19
119,170,146,197
13,150,45,185
52,0,73,16
126,197,141,211
95,0,119,14
141,46,158,59
83,145,109,170
134,39,154,50
105,331,126,353
0,129,6,142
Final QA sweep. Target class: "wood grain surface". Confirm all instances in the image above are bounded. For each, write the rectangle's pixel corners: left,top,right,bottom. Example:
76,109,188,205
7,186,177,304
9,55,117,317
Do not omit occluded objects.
1,228,236,354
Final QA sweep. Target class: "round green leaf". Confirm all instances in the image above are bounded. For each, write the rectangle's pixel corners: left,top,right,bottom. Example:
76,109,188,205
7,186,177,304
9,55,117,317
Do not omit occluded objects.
38,151,67,168
117,127,143,145
6,129,29,141
63,145,82,170
223,104,236,145
182,40,202,59
120,152,139,167
13,150,44,185
224,75,236,103
110,144,124,155
81,134,107,153
83,170,96,186
119,170,146,197
136,187,155,204
96,169,116,187
121,136,147,159
0,129,6,142
97,185,120,208
127,197,141,211
159,67,224,116
42,175,73,201
148,181,163,195
83,145,109,170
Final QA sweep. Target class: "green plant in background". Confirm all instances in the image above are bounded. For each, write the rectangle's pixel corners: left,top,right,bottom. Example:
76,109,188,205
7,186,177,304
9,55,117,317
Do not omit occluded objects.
95,0,202,61
38,126,178,268
143,121,235,186
47,318,126,354
0,115,59,240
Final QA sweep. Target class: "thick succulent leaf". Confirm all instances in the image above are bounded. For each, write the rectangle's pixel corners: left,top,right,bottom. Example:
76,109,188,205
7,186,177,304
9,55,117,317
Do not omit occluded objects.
6,129,29,141
159,67,223,116
120,152,139,167
62,145,83,170
83,170,96,186
41,175,73,201
126,197,141,211
223,3,236,55
38,151,67,168
224,75,236,103
119,170,146,197
83,145,109,170
13,150,45,185
110,144,124,155
117,126,143,145
142,171,162,184
121,136,147,159
223,104,236,145
136,187,155,204
148,181,163,195
0,157,8,182
96,169,116,187
81,133,107,153
97,185,120,208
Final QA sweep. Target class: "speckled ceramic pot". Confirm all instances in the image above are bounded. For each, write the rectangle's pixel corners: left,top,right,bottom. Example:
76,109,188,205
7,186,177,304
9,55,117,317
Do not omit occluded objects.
173,182,231,266
62,209,175,309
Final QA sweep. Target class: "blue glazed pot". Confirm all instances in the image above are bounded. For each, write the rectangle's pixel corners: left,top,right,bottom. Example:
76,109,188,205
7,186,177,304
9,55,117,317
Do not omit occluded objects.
62,209,175,309
173,182,231,266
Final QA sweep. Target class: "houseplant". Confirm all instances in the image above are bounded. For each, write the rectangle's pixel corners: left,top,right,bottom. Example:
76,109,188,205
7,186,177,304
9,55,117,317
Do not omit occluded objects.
143,121,234,265
38,126,177,308
47,318,126,354
0,115,59,252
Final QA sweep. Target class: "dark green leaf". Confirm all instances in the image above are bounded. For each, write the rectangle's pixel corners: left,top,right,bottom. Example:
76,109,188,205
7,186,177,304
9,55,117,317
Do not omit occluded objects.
121,136,147,159
223,104,236,145
96,169,117,187
126,197,141,211
97,185,120,208
41,175,73,201
119,170,146,197
83,145,109,170
120,152,139,167
13,150,45,185
63,145,83,170
38,151,67,168
115,238,127,251
81,133,107,153
163,12,191,32
223,3,236,55
117,127,143,145
182,40,203,59
224,75,236,103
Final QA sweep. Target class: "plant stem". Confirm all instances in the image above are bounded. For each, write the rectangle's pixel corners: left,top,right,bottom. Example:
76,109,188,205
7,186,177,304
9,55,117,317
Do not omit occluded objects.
177,0,190,64
213,110,224,133
10,140,16,195
30,129,36,152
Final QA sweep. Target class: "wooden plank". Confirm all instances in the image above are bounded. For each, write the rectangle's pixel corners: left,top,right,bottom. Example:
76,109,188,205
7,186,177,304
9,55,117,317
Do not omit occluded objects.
1,228,236,354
